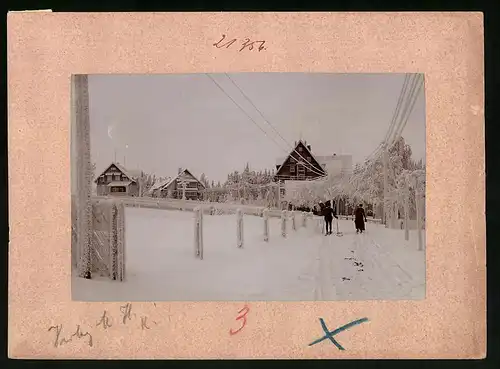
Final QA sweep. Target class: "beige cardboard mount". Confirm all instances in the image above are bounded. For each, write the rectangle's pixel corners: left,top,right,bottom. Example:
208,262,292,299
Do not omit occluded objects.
7,12,485,359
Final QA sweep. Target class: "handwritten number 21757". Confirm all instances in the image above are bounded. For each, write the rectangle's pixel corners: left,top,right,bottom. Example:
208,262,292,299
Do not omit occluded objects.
229,305,250,335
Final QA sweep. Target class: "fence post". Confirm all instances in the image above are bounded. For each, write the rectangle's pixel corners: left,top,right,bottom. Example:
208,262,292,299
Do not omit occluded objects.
263,208,269,242
194,207,202,258
404,185,410,241
281,210,287,238
236,208,243,248
109,200,126,281
199,206,204,259
291,211,296,231
415,192,423,251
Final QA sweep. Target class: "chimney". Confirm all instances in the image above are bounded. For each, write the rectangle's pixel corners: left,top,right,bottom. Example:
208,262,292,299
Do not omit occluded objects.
178,167,183,175
294,141,297,147
307,145,311,151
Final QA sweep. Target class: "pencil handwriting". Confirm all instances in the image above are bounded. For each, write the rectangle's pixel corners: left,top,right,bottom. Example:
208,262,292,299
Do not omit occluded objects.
120,303,135,324
96,310,113,329
48,324,93,348
49,303,161,348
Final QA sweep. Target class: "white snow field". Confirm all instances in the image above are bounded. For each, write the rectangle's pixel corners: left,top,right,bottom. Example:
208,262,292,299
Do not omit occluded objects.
72,207,425,301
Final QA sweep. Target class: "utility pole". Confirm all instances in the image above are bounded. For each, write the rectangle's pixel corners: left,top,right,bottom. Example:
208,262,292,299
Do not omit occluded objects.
383,144,389,228
404,179,410,241
414,175,423,251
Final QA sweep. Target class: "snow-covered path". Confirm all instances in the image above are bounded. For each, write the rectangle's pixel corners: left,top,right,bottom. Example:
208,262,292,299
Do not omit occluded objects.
72,208,425,301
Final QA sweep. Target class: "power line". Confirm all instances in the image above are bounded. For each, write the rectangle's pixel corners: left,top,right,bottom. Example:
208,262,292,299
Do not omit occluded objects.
389,74,424,146
365,73,422,166
205,74,285,151
384,74,411,146
207,73,326,178
224,73,327,177
366,74,413,164
362,75,410,165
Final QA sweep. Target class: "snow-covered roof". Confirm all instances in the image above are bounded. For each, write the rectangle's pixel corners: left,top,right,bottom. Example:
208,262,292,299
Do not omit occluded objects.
107,181,132,187
113,162,142,180
95,162,142,183
150,177,172,192
157,168,205,191
275,140,327,176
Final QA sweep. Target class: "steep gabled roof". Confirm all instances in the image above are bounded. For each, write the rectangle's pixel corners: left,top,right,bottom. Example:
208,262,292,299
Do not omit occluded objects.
275,140,326,177
149,177,172,192
95,162,142,183
158,168,206,191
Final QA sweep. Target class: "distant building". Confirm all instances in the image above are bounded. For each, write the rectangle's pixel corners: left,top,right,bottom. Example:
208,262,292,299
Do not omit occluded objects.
149,177,172,198
274,140,326,182
274,140,352,181
274,139,353,212
153,168,206,200
95,162,143,197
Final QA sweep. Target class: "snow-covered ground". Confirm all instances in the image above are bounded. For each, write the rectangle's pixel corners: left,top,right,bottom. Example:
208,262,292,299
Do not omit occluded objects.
72,207,425,301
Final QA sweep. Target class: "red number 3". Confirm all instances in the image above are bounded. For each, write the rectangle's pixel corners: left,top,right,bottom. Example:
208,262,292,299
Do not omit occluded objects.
229,305,250,336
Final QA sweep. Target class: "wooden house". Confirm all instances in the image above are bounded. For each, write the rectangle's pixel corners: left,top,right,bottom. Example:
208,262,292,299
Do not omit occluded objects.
149,177,172,198
95,162,142,197
274,140,327,182
274,140,353,212
154,168,206,200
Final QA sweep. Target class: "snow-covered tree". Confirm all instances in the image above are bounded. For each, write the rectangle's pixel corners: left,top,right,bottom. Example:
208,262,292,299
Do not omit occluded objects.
199,173,210,189
138,172,156,197
336,136,425,221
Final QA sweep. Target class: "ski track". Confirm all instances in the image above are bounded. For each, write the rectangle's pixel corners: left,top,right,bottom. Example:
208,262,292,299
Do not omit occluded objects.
72,209,425,301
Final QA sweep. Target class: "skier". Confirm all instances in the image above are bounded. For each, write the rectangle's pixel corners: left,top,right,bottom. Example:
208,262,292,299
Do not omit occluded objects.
354,204,367,234
322,200,338,235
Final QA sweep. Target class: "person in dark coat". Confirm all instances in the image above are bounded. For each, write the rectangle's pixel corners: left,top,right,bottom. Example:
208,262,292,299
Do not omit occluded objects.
322,200,338,235
354,204,367,233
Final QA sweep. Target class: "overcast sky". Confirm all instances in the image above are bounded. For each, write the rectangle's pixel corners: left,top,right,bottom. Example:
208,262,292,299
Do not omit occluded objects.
88,73,425,183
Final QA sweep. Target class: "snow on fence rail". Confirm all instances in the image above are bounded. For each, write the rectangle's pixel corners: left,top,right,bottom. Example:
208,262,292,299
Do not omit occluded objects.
88,197,323,269
93,195,277,217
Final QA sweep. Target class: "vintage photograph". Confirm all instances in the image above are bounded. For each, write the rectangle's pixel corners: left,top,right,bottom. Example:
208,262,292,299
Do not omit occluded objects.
71,73,426,301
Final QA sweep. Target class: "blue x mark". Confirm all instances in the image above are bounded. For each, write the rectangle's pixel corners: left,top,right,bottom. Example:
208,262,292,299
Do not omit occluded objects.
308,317,369,350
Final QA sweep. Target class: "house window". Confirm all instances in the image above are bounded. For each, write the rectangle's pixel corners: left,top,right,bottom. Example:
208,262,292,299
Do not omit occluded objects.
298,147,303,152
106,174,112,182
114,174,120,181
110,186,126,193
290,165,295,173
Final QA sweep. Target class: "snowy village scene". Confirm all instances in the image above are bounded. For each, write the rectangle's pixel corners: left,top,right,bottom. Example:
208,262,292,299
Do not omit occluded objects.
71,73,426,301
